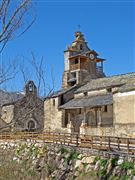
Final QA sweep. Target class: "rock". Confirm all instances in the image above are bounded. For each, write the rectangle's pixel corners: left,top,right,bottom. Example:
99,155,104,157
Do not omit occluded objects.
117,158,124,165
82,156,96,164
112,166,122,176
39,157,45,168
132,176,135,180
77,154,84,160
64,153,70,159
127,169,132,175
75,160,82,169
85,164,95,172
55,155,62,164
13,156,18,161
106,161,112,174
79,163,84,171
94,161,100,171
49,151,55,155
68,160,72,165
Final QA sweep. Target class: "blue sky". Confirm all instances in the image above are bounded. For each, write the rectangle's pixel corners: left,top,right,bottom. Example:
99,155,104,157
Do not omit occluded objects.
1,0,135,93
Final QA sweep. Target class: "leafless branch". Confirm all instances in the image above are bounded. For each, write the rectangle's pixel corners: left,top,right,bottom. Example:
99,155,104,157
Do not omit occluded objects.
0,58,18,85
0,0,36,53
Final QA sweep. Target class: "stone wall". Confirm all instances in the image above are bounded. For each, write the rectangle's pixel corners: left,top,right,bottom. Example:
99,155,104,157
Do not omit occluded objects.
1,140,135,180
1,105,14,124
61,71,69,89
13,96,44,131
44,97,68,133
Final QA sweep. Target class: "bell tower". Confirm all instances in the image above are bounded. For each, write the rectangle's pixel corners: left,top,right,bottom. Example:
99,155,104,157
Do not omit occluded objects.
24,80,37,96
62,31,105,89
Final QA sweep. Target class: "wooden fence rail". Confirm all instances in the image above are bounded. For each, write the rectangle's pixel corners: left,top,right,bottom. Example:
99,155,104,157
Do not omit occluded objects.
0,132,135,155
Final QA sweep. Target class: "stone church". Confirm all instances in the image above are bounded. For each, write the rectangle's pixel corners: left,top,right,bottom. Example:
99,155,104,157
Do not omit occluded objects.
44,31,135,137
0,81,44,132
0,31,134,136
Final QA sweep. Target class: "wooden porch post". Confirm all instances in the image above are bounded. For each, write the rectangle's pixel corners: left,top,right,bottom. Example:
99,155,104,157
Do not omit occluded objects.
68,112,71,124
79,57,81,69
95,108,98,126
82,108,87,125
98,108,102,126
67,112,73,130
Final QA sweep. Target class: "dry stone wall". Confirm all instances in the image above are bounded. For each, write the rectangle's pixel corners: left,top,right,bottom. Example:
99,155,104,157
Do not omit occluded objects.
1,140,135,180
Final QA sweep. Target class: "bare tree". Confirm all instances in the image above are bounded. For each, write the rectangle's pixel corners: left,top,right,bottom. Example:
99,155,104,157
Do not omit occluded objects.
0,0,36,53
0,0,36,86
0,58,18,85
20,52,55,97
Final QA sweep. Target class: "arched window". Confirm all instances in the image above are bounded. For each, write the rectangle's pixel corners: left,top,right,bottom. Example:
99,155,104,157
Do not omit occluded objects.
27,120,36,131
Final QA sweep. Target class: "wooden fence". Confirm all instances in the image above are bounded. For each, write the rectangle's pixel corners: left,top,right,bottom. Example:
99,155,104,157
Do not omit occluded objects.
0,132,135,155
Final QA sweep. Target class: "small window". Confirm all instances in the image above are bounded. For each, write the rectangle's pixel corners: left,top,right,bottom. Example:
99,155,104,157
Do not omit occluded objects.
75,58,78,64
78,108,81,114
104,105,108,112
71,72,76,78
107,88,112,93
80,44,83,50
84,92,88,96
53,99,55,106
60,95,64,105
70,81,76,86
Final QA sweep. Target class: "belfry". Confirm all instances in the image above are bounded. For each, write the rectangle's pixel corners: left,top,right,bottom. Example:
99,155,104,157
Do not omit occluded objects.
62,31,105,89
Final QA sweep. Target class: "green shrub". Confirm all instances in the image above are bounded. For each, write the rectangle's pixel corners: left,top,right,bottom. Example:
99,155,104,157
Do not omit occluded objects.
93,156,100,165
111,157,119,167
64,150,80,163
57,146,68,154
70,150,80,160
100,159,107,166
120,174,129,180
132,169,135,176
121,161,134,170
109,176,120,180
97,169,107,178
27,169,38,177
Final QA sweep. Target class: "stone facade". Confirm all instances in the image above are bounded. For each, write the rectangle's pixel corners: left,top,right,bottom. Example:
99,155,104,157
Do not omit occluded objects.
44,31,135,137
0,81,44,132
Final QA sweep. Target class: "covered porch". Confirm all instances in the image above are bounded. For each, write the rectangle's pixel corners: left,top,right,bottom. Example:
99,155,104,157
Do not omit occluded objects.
59,94,113,134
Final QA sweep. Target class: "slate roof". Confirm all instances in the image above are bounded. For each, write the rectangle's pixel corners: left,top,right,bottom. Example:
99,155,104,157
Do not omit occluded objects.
59,94,113,109
46,85,81,99
75,72,135,93
118,76,135,92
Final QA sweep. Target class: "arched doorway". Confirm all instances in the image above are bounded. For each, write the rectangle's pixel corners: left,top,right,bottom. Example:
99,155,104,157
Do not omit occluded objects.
27,120,36,131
